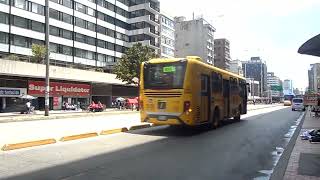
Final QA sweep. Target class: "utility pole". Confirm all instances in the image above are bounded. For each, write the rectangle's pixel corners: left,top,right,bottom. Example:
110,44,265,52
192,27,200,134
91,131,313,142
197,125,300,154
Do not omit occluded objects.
44,0,50,116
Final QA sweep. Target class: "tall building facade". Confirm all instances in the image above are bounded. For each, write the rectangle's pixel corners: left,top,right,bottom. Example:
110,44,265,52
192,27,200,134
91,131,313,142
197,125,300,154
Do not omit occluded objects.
267,72,281,100
242,57,267,97
214,38,230,70
308,63,320,92
160,12,174,58
174,17,215,65
0,0,160,70
229,59,243,76
283,79,293,95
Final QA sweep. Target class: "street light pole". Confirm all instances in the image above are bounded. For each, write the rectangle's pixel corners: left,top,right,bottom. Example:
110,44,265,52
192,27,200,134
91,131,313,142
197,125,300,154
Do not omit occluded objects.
44,0,50,116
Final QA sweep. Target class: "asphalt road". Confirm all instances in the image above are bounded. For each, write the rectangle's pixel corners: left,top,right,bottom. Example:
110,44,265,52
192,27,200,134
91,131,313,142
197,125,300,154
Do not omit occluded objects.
0,106,302,180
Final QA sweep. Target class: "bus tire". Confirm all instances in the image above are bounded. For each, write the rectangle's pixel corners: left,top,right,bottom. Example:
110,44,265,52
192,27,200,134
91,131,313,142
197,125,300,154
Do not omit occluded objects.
234,105,241,121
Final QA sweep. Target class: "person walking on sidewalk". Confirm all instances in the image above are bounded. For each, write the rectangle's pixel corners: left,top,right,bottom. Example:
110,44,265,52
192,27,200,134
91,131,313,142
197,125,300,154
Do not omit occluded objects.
26,101,31,114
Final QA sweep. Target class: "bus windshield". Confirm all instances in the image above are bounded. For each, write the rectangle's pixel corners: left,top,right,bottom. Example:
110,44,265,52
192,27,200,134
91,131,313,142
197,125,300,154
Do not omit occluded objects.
143,62,186,89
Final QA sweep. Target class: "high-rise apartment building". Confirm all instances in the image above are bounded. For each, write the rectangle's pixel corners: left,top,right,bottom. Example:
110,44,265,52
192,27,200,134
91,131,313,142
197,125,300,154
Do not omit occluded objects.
174,17,215,65
0,0,160,70
242,57,267,97
214,38,230,70
308,63,320,92
267,72,281,100
229,59,243,76
160,12,174,58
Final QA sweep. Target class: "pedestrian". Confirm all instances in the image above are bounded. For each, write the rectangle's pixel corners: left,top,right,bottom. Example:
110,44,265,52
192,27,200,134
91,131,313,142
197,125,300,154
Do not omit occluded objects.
26,101,31,114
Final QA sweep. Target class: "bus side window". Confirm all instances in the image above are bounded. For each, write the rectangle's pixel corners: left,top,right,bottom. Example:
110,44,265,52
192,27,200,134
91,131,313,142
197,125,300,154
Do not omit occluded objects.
212,72,222,93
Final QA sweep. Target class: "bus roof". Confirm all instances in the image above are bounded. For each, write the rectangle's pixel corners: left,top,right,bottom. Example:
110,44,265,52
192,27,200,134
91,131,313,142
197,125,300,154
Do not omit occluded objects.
146,56,245,80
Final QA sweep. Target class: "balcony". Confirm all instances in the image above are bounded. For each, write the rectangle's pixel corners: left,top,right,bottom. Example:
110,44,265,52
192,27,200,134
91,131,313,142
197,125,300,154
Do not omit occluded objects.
129,2,160,15
128,15,159,26
129,27,160,38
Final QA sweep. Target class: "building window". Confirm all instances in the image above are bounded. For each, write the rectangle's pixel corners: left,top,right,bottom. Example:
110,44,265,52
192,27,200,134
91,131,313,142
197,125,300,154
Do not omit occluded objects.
97,25,106,35
62,29,72,40
31,3,44,15
50,43,59,53
13,0,26,9
12,35,27,47
49,9,59,20
87,36,95,46
62,13,72,24
87,7,95,16
75,17,85,28
75,33,85,43
62,0,72,8
0,32,9,44
49,26,59,36
97,54,105,62
75,2,86,14
87,22,96,31
107,42,114,50
0,12,9,24
97,0,104,6
31,21,44,32
0,0,9,4
62,45,72,55
97,40,105,48
13,16,28,28
106,2,115,12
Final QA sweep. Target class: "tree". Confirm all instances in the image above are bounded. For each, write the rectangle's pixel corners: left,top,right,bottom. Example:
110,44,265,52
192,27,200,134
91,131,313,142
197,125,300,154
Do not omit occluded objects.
5,54,19,61
113,43,157,85
31,44,47,63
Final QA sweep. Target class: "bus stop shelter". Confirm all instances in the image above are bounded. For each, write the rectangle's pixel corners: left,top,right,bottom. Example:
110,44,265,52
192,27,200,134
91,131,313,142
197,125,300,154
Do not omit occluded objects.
298,33,320,57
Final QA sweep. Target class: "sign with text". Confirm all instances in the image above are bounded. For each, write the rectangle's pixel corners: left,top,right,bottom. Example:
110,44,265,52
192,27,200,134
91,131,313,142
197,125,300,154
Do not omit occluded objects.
304,94,318,106
0,87,27,97
28,81,91,97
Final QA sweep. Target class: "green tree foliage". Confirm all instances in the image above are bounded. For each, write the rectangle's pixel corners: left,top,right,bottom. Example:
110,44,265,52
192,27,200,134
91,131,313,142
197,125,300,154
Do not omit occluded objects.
31,44,47,63
113,43,157,85
5,54,19,61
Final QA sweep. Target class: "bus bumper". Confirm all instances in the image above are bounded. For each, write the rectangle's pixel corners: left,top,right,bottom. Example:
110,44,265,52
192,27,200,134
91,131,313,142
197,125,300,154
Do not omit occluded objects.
143,115,185,125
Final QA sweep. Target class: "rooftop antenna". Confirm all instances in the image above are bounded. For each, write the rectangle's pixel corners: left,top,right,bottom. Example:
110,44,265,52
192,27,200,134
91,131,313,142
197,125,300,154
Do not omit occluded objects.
192,12,194,20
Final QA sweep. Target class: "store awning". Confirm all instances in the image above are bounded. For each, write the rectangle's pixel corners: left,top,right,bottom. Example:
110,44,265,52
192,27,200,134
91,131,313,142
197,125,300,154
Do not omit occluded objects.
298,33,320,57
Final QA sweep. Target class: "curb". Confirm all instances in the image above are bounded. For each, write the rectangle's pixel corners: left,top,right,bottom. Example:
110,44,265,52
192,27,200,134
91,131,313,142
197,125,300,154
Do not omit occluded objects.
1,139,56,151
270,111,306,180
60,132,98,142
100,128,128,135
1,124,154,151
129,124,151,130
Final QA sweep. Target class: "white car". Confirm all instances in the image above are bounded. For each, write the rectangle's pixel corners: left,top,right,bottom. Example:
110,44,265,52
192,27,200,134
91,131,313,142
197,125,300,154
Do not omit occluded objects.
292,98,305,111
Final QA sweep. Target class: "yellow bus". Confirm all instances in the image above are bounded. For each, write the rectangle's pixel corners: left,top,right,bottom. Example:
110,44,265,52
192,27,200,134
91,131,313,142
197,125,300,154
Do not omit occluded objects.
140,56,248,127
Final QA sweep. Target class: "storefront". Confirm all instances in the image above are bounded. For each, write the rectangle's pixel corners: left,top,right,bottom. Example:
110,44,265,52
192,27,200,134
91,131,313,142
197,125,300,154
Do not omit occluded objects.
0,87,27,112
28,81,91,110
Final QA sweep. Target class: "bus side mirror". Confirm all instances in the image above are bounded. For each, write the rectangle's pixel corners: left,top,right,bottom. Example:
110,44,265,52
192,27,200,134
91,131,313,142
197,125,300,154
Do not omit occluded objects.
246,83,251,93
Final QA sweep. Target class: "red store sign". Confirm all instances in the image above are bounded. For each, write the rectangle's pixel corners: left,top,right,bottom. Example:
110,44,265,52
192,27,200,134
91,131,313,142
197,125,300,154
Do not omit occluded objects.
28,81,91,97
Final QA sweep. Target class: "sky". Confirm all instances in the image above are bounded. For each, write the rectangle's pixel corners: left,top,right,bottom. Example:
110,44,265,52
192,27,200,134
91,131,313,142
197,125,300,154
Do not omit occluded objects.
160,0,320,90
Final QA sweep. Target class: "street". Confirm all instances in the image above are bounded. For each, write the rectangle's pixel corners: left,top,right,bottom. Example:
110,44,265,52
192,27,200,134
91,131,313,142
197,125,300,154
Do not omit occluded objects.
0,106,302,180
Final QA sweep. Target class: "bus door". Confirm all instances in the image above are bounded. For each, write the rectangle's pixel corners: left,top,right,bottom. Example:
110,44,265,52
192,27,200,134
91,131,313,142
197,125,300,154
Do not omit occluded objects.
200,74,211,122
223,79,230,117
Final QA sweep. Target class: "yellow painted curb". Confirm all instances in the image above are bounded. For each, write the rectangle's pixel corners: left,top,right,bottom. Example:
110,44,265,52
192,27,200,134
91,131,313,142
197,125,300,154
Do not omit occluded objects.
2,139,56,151
129,124,151,130
60,132,98,142
100,128,128,135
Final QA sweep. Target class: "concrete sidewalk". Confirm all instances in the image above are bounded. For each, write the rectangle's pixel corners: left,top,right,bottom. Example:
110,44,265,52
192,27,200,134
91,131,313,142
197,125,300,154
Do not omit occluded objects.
283,110,320,180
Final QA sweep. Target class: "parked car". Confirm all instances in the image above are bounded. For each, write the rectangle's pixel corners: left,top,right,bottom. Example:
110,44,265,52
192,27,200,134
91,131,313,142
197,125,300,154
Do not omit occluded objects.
291,98,305,111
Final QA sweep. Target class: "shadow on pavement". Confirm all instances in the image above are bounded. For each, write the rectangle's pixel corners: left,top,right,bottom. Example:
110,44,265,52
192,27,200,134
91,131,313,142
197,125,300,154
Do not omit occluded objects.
2,108,298,180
